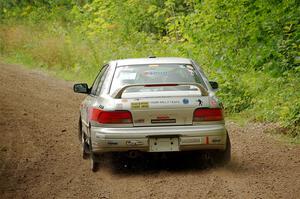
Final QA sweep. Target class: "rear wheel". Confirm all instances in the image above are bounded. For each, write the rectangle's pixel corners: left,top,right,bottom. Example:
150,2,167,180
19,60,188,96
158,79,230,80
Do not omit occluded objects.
81,130,89,160
88,137,98,172
79,117,89,159
213,133,231,165
78,117,82,142
90,153,98,172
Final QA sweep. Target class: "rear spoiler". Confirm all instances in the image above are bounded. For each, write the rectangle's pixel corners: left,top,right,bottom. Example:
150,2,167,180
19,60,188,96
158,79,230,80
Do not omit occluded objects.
112,83,209,99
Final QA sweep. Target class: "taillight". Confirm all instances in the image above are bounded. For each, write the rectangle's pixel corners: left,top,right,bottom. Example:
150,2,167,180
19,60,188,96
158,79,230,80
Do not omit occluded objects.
89,108,133,124
144,84,178,87
193,108,223,122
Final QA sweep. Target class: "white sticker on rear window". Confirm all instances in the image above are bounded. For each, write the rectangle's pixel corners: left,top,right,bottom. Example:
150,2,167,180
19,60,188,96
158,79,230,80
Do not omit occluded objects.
144,71,168,76
149,64,159,67
186,65,194,70
119,72,136,80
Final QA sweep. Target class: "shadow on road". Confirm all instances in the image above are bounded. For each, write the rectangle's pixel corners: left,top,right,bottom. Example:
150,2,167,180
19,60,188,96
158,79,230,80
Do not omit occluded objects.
97,152,219,175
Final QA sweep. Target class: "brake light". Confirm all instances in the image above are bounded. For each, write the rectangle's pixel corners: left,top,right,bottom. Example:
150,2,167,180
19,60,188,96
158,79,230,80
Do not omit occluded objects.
144,84,178,87
193,108,223,122
89,108,133,124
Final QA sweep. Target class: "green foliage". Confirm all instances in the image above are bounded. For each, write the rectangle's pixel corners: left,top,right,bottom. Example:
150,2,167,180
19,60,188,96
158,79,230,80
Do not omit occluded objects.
0,0,300,133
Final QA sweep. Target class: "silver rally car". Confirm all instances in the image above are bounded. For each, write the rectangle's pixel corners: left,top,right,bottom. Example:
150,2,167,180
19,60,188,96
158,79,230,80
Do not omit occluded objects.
74,57,231,171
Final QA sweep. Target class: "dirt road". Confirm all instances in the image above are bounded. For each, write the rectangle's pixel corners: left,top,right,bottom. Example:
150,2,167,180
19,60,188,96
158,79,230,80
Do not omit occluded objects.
0,63,299,199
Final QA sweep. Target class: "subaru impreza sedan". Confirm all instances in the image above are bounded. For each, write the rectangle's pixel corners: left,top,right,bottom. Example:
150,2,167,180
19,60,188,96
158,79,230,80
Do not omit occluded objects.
73,57,231,171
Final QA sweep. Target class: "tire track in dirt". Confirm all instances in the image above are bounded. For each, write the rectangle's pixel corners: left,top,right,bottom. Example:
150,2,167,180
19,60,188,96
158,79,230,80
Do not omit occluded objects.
0,63,299,199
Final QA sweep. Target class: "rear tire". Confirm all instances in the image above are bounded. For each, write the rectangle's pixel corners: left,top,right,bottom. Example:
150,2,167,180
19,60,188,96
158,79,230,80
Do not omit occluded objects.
79,117,89,159
88,137,98,172
213,133,231,165
90,153,98,172
81,130,89,160
78,116,82,142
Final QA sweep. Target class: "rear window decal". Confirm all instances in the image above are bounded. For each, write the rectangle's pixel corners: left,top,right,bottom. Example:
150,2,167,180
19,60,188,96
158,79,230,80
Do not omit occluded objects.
143,71,168,76
148,64,159,67
118,72,136,80
186,65,194,70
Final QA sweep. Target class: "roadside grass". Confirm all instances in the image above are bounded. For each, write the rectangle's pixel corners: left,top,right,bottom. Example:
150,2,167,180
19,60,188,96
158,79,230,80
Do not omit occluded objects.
226,112,252,127
0,23,185,83
264,127,300,145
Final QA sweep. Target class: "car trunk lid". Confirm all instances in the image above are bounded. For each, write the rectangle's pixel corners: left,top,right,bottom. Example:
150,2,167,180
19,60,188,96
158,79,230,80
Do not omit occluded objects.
112,83,211,127
123,94,210,127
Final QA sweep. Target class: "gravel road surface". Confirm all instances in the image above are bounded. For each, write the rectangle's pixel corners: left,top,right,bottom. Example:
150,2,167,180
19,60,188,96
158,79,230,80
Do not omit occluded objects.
1,63,299,199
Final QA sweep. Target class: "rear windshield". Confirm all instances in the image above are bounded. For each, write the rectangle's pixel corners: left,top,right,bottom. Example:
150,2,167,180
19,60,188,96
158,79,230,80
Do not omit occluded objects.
110,64,206,94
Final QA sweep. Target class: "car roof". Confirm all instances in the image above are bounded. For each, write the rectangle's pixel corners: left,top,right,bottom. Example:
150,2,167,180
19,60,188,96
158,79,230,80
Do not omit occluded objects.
114,57,193,66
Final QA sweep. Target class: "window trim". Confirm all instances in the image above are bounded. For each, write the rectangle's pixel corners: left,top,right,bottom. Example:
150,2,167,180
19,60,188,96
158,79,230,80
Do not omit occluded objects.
90,64,109,96
96,66,110,96
108,63,207,95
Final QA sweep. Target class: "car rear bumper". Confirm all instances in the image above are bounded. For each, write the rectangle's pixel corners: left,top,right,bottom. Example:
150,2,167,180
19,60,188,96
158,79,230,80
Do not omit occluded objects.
90,124,227,153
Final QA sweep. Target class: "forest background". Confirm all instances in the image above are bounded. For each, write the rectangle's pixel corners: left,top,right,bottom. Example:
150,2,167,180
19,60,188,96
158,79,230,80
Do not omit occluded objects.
0,0,299,139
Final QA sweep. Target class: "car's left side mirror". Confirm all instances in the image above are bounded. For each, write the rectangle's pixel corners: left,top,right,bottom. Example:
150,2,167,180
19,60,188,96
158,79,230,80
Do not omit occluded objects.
73,83,90,94
209,81,219,90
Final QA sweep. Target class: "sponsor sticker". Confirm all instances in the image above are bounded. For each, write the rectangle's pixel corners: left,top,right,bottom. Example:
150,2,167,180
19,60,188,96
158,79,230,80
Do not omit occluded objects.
134,119,145,123
131,102,140,109
150,100,180,104
140,102,149,108
197,99,203,106
99,104,104,109
182,98,189,104
210,99,218,107
131,102,149,109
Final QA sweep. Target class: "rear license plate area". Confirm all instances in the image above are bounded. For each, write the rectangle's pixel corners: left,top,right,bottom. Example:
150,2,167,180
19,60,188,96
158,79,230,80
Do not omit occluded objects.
149,137,179,152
